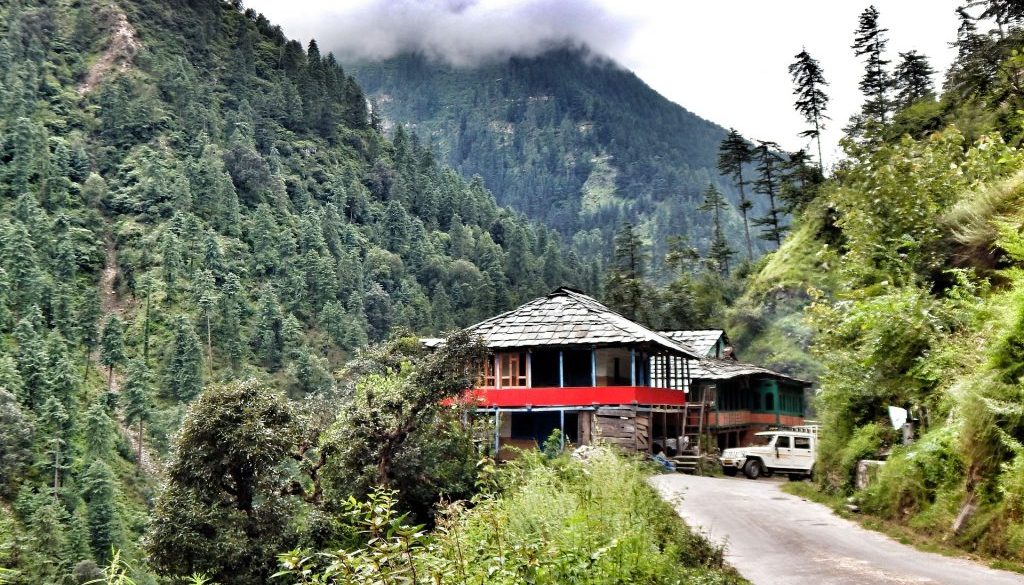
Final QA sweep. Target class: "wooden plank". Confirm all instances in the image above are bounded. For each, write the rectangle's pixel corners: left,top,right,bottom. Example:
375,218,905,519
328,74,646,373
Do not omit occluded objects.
597,407,635,417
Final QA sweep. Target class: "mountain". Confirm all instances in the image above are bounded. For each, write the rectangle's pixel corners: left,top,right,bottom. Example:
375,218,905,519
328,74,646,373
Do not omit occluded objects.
0,0,600,581
350,48,770,268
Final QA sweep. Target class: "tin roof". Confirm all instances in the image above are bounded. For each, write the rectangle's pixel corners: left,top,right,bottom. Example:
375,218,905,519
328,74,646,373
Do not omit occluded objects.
660,330,726,357
689,358,809,385
462,288,702,358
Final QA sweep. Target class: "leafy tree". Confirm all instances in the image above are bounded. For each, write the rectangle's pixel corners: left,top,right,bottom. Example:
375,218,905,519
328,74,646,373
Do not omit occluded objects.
99,314,126,391
698,184,734,275
788,49,830,168
147,379,300,584
322,331,486,517
893,50,936,109
852,5,892,125
751,141,788,247
164,316,203,401
717,129,755,259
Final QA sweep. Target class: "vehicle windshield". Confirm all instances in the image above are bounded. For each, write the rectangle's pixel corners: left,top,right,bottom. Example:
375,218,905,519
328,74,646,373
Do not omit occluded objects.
749,434,774,447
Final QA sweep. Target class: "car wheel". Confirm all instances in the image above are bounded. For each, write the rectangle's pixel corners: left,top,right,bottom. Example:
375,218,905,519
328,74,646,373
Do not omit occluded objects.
743,459,762,480
723,467,738,477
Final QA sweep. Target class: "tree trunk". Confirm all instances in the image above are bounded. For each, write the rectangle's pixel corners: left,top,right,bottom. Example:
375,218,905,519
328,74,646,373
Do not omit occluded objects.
137,419,144,469
107,364,114,391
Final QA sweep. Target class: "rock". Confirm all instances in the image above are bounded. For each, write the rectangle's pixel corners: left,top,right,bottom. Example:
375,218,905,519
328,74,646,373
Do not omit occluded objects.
855,460,885,490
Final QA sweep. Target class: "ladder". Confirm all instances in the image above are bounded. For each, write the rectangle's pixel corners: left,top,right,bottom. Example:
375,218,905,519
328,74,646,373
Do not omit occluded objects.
673,402,707,474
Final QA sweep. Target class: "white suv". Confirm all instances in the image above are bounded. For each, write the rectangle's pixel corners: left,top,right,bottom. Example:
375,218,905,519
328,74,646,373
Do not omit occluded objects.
720,428,818,480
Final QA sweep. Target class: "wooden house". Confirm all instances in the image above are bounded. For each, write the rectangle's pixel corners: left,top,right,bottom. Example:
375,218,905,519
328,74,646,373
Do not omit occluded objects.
453,287,701,456
441,287,811,459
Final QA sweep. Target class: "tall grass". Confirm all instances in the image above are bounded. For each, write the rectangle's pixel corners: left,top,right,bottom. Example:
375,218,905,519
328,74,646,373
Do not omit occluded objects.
275,448,746,584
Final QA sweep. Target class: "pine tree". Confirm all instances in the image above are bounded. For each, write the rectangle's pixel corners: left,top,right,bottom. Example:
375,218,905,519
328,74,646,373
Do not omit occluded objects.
81,460,119,562
603,223,652,323
698,184,735,275
788,49,830,168
99,314,125,391
893,50,936,109
717,129,755,259
852,5,892,124
751,141,788,248
82,396,114,457
122,359,152,467
164,316,203,401
252,287,285,371
193,270,219,366
38,395,68,496
77,290,102,378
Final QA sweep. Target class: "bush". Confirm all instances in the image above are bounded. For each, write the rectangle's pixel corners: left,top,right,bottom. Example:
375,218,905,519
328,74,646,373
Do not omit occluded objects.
276,448,745,584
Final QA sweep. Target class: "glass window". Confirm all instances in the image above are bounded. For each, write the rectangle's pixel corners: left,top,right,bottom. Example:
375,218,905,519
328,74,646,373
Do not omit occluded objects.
498,352,528,388
775,436,790,449
793,436,811,450
478,356,496,387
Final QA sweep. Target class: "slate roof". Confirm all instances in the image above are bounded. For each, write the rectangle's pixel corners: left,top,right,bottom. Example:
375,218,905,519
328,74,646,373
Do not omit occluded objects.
462,288,702,358
689,358,809,385
660,330,726,357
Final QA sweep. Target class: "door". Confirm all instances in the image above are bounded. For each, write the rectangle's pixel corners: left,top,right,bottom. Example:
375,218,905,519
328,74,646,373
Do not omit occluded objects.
789,435,814,471
771,435,791,468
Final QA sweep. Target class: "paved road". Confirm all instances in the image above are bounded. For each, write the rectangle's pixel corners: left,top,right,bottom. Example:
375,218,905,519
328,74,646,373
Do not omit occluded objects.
651,474,1024,585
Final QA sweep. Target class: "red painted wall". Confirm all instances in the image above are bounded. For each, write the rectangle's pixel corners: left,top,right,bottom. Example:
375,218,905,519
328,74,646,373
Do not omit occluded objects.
462,386,686,407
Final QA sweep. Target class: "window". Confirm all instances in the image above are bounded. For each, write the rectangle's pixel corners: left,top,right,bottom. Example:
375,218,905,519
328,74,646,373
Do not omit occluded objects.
763,393,774,411
478,356,496,387
498,352,527,387
793,437,811,450
775,436,790,449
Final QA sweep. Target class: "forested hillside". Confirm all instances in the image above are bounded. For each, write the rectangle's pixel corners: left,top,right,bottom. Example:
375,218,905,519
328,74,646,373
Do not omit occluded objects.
0,0,607,581
729,0,1024,561
350,49,771,268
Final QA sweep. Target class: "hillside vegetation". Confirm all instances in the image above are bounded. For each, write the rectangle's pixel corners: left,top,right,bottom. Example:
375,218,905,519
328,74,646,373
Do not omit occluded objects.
730,1,1024,560
351,49,768,268
0,1,740,583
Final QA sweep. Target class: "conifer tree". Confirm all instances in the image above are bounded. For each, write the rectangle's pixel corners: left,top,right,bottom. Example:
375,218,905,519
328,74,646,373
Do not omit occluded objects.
893,50,936,109
81,460,119,563
193,270,219,365
751,141,788,248
788,49,830,168
76,290,102,377
82,396,114,457
122,359,152,467
603,223,652,323
164,316,203,401
38,395,68,496
0,388,32,496
698,184,735,275
99,315,125,391
852,5,892,124
717,129,755,259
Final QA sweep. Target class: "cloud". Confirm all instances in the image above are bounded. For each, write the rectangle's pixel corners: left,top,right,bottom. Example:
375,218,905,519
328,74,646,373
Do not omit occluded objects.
246,0,634,67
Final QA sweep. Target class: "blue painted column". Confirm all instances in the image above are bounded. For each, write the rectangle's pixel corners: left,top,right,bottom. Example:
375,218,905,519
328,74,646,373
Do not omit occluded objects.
591,348,597,387
493,409,500,455
559,351,564,387
630,348,636,386
559,409,565,451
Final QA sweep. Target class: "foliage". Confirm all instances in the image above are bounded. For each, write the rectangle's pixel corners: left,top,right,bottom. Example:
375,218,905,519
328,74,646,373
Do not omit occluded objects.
146,379,301,583
320,331,487,519
276,448,745,585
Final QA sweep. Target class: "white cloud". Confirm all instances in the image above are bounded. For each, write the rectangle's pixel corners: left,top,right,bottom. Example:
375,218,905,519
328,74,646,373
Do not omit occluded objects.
245,0,961,163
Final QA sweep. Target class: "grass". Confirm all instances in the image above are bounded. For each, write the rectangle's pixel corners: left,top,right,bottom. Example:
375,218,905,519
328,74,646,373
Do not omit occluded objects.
780,482,1024,575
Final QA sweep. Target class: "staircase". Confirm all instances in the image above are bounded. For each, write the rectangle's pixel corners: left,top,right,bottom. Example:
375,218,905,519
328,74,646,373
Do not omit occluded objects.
672,402,708,474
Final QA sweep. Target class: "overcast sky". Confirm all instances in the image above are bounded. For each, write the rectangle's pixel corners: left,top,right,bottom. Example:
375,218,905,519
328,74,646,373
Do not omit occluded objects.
244,0,961,164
